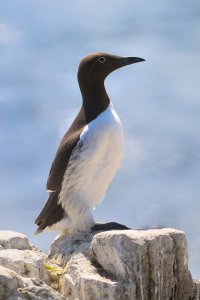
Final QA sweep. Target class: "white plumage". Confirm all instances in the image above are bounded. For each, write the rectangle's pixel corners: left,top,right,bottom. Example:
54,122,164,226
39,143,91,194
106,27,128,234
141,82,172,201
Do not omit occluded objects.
52,102,123,234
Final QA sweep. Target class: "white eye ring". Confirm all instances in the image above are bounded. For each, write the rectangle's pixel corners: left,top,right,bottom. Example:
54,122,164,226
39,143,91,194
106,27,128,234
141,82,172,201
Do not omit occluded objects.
98,56,106,63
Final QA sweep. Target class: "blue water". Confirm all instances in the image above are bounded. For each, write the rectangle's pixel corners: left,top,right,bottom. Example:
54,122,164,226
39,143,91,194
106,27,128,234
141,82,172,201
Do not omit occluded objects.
0,0,200,277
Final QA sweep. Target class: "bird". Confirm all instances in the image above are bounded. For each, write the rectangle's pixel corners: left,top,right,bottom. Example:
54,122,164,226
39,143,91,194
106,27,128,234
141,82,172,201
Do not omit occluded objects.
34,52,145,235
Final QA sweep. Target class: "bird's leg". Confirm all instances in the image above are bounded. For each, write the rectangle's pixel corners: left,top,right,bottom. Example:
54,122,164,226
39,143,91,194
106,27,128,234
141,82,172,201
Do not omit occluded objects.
91,222,130,232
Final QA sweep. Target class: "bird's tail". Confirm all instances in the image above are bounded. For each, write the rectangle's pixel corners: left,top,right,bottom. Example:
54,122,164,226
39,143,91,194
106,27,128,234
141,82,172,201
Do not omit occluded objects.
34,190,64,234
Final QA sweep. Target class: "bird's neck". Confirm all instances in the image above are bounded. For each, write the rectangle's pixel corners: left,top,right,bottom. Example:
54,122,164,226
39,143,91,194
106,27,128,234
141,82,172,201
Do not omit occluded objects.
79,80,110,122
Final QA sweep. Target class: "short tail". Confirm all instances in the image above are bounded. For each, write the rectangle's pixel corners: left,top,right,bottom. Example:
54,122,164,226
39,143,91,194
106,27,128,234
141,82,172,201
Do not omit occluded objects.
34,190,64,234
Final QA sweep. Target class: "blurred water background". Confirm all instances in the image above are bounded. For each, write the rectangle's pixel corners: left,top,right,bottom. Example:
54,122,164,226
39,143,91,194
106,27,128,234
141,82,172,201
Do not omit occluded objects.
0,0,200,277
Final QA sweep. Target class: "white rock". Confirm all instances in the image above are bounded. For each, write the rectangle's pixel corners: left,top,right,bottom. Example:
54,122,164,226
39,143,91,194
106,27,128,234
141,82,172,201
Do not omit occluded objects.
0,265,64,300
0,231,31,250
49,231,95,266
0,249,48,282
60,252,135,300
50,228,198,299
50,231,136,299
90,228,195,300
0,265,19,299
193,280,200,300
0,228,199,299
7,278,64,300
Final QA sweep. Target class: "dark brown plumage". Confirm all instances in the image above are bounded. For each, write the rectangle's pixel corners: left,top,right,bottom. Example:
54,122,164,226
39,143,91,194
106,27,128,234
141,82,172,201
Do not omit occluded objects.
35,52,145,234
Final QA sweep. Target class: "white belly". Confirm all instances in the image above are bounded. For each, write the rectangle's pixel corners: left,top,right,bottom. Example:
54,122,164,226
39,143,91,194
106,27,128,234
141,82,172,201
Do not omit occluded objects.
59,103,123,217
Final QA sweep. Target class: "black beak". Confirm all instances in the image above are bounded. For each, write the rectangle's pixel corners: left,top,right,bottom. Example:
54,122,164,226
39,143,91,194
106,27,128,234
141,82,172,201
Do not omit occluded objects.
110,56,145,71
106,55,145,76
121,57,145,66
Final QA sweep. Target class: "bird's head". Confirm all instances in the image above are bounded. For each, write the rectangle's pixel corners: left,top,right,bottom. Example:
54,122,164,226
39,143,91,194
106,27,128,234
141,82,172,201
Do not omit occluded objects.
78,52,145,86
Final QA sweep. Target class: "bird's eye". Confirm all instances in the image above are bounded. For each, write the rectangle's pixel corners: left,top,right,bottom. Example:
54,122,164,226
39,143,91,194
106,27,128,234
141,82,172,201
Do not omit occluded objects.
98,57,106,63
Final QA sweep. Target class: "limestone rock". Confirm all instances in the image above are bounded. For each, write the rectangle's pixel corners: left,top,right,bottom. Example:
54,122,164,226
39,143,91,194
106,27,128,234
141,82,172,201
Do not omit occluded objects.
7,277,64,300
0,248,48,282
193,280,200,300
0,229,199,299
49,231,95,266
0,266,19,299
0,231,64,299
50,231,136,299
0,265,64,300
50,228,198,300
60,252,135,300
0,231,31,250
90,228,195,300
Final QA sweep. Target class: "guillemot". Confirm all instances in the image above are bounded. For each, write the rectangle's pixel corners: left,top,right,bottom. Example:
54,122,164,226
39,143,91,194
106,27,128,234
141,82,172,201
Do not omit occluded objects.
35,52,145,235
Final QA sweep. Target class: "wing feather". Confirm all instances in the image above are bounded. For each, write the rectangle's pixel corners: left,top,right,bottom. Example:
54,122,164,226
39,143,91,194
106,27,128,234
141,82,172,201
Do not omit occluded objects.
46,107,86,191
35,190,61,225
34,191,64,234
35,97,109,233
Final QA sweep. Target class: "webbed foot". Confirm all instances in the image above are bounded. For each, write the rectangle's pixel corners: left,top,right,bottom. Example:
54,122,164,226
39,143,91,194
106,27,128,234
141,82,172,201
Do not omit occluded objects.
91,222,130,232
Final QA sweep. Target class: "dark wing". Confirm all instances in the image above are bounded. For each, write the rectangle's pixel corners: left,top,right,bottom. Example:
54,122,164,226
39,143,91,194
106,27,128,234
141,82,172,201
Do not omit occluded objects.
46,132,81,191
46,106,87,192
46,98,106,191
34,190,63,234
34,106,87,233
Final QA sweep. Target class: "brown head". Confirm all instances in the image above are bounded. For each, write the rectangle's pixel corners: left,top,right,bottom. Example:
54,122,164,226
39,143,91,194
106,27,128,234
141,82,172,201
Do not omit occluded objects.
78,52,145,88
77,52,145,119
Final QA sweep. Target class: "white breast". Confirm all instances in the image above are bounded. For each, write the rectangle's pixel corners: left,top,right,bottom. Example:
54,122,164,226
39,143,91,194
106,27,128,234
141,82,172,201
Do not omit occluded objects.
59,102,123,218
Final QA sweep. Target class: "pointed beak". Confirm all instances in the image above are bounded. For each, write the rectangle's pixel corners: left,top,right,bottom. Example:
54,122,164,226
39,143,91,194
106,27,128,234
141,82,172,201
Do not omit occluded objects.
105,55,145,77
109,56,145,72
120,57,145,66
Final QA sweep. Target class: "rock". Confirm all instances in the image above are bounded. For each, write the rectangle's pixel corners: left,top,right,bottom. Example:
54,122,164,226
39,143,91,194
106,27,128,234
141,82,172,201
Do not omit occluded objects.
193,280,200,300
49,231,96,266
7,277,64,300
90,228,195,299
50,231,136,299
0,231,64,299
0,265,64,300
59,252,135,300
50,228,198,300
0,231,31,250
0,229,199,299
0,249,48,282
0,266,19,299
